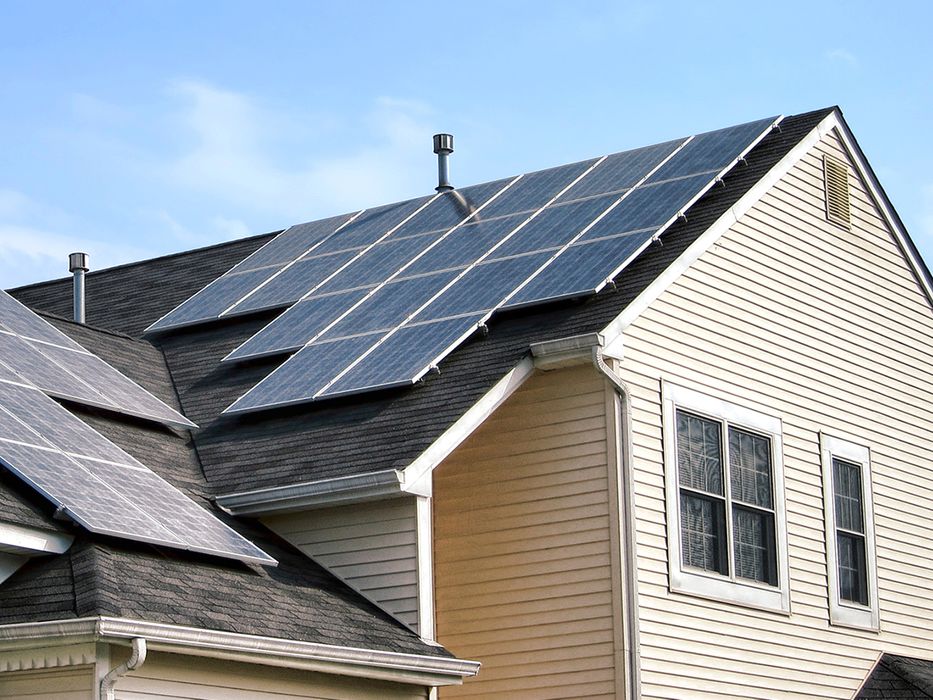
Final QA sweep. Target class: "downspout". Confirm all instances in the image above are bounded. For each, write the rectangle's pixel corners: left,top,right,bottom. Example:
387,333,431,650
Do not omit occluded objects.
100,637,147,700
592,346,642,700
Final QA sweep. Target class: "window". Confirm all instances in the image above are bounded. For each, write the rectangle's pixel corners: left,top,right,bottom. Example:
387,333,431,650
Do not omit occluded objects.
820,433,878,629
663,382,790,613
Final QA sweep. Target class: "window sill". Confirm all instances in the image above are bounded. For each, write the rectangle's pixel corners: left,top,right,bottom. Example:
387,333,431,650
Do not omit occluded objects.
670,567,791,615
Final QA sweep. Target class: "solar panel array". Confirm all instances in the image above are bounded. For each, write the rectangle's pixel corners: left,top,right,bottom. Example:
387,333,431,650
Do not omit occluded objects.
0,292,195,429
147,117,780,412
0,377,274,564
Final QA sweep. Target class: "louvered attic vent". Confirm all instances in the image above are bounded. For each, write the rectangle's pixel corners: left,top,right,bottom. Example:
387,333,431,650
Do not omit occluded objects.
823,154,851,228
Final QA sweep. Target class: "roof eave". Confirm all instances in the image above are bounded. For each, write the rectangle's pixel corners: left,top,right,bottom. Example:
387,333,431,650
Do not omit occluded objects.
0,616,478,686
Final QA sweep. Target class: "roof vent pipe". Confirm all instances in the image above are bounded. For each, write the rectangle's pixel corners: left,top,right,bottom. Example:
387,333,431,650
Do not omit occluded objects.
433,134,454,192
68,252,89,324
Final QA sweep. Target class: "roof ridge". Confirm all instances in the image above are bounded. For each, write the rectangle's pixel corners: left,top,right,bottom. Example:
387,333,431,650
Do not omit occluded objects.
8,229,282,294
36,309,140,343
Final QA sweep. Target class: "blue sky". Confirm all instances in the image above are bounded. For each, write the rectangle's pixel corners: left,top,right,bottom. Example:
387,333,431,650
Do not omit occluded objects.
1,1,930,287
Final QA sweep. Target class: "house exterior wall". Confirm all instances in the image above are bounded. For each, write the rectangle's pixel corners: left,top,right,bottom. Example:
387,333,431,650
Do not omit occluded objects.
433,364,624,698
114,651,428,699
619,127,933,698
264,497,420,631
0,666,94,699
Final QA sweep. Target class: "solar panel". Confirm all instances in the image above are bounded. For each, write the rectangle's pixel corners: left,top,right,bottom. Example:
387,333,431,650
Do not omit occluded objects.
0,381,274,564
0,292,194,429
231,213,357,272
217,115,779,412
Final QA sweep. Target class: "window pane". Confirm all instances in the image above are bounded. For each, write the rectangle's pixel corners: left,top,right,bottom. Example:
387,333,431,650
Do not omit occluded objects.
680,492,728,575
833,458,864,534
732,506,777,585
837,532,869,605
676,411,723,495
729,427,773,509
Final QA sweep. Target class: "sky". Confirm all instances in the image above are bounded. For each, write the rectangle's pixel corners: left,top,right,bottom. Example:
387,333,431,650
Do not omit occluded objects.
0,1,930,288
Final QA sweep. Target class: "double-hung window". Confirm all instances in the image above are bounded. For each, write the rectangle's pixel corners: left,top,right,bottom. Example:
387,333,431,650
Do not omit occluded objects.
820,434,878,629
663,382,789,613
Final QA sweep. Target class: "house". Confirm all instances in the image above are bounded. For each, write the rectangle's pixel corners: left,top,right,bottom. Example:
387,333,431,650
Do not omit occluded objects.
1,104,932,698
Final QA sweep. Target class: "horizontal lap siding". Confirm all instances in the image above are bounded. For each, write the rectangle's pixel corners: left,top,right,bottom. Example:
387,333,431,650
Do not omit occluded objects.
116,651,427,699
0,666,93,699
264,498,420,630
434,366,619,699
621,129,933,699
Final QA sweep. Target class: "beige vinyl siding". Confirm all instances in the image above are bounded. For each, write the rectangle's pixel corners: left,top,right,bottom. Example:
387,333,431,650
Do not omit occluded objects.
114,651,427,699
264,498,420,631
620,127,933,698
434,365,622,699
0,665,93,699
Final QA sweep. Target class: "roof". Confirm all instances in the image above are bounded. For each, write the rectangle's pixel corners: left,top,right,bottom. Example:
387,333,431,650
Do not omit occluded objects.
0,107,833,658
858,654,933,699
11,107,835,497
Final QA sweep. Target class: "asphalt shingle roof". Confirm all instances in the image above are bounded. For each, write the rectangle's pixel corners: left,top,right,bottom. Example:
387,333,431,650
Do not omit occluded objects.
858,655,933,699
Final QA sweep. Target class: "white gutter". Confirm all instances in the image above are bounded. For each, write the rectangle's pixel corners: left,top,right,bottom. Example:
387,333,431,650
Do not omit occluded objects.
216,470,406,516
100,637,146,700
0,617,479,687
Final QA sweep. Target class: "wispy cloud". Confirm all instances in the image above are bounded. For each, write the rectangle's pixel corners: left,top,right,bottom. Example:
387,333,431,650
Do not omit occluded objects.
825,48,858,68
0,189,147,287
163,81,436,220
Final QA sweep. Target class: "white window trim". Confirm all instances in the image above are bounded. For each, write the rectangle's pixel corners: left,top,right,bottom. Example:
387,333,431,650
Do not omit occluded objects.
820,433,880,630
662,381,790,614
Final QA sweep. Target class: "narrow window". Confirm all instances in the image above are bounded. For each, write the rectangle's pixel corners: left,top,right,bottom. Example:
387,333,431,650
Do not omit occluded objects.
833,458,868,605
821,434,878,629
664,383,789,613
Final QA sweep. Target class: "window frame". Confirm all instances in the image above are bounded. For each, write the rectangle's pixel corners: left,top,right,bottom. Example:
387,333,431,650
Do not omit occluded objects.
820,433,879,630
662,381,790,613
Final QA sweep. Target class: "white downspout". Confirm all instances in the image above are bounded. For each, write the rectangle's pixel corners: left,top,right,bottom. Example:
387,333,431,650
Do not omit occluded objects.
592,346,642,700
100,637,147,700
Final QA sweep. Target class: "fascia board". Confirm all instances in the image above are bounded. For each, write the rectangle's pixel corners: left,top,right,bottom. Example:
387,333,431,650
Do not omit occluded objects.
400,355,536,491
0,616,479,686
600,110,839,354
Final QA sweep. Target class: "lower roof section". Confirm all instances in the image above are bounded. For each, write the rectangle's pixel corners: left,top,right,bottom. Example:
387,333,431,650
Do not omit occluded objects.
0,616,478,687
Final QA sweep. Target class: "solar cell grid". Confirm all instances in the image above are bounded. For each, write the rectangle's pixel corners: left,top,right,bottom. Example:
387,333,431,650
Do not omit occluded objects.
0,381,275,564
225,288,372,360
0,332,110,406
226,250,358,315
231,213,356,272
319,314,486,398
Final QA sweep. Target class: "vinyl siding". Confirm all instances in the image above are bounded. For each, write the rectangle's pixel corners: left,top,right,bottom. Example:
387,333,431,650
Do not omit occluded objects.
114,651,427,699
620,127,933,698
0,666,93,699
434,365,622,699
264,498,420,631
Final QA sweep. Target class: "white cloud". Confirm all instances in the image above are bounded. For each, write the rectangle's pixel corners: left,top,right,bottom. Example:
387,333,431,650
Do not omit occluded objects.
825,48,858,67
211,216,252,240
163,82,436,219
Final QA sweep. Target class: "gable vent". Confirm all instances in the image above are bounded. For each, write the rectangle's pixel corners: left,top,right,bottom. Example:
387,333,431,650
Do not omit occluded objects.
823,154,851,228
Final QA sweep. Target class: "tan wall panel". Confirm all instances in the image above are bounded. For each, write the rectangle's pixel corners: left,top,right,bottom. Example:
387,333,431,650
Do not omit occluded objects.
0,666,93,700
115,651,427,700
434,365,621,699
